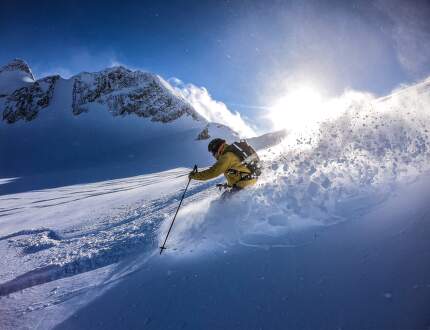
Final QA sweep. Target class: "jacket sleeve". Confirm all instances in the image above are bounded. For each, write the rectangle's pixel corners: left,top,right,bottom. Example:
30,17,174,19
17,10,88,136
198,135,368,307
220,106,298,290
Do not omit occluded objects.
191,153,232,181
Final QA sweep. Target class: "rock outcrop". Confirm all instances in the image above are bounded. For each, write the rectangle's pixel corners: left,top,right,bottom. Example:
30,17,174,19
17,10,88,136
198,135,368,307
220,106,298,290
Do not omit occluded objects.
3,75,59,123
71,66,201,122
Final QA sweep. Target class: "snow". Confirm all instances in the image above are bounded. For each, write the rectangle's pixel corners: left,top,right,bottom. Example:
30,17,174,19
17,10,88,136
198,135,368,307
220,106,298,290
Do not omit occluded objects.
0,168,218,328
1,169,429,329
1,64,430,328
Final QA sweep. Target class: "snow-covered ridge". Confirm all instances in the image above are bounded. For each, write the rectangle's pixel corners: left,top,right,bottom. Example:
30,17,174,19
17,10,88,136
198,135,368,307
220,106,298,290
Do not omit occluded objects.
0,59,36,98
0,59,34,78
0,59,204,125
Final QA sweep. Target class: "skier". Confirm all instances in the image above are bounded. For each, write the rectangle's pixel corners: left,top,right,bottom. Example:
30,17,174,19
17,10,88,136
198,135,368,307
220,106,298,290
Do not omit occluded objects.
189,138,261,198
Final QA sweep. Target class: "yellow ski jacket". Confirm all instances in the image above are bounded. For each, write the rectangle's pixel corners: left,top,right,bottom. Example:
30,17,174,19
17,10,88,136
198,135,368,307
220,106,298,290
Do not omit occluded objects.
190,144,257,189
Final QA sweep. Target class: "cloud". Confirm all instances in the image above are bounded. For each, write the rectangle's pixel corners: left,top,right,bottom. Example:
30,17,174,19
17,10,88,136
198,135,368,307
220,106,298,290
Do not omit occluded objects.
169,78,256,137
375,0,430,76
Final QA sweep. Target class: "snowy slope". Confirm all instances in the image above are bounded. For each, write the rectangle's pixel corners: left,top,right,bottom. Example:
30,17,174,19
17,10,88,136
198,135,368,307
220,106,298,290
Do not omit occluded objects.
1,73,430,329
1,167,429,329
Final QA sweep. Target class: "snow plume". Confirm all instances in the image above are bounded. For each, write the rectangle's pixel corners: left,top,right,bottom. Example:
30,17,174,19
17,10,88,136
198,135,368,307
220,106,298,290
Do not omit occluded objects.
169,78,256,137
259,76,430,223
163,77,430,253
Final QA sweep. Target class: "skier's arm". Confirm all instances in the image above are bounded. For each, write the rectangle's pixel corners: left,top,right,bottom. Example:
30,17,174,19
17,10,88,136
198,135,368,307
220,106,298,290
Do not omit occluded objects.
191,154,232,181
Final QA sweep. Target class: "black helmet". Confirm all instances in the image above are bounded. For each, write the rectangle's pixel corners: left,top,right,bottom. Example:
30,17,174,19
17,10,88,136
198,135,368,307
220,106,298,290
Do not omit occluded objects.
208,138,225,154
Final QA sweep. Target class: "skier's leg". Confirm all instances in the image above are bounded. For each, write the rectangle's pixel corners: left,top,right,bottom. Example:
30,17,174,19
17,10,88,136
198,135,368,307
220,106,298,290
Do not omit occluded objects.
220,190,232,201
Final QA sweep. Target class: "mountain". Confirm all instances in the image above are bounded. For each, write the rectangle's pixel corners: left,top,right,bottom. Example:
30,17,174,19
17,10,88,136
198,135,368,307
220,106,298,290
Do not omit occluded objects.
1,61,209,128
0,60,248,186
0,60,205,124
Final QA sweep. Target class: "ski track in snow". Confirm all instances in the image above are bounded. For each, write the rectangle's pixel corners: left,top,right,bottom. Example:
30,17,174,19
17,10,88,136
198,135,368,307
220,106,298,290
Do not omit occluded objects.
0,168,219,325
1,168,429,329
0,166,427,327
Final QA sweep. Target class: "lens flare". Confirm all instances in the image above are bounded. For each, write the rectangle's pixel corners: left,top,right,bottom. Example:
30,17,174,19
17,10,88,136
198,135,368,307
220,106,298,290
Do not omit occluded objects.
268,85,324,131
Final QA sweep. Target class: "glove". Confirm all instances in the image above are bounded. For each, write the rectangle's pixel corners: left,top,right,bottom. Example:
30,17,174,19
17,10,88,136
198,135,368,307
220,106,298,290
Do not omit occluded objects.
188,171,196,180
188,165,198,180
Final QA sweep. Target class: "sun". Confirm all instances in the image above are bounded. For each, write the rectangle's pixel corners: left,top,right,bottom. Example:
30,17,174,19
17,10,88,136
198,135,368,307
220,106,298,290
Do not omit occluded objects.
268,85,324,131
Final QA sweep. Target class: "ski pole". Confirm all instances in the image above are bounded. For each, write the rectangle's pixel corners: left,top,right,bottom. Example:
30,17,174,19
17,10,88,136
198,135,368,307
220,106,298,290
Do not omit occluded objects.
159,165,197,254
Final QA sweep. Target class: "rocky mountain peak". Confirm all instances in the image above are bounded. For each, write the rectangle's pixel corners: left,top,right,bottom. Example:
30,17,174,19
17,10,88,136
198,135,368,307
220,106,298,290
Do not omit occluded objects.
71,66,203,122
0,60,206,125
0,58,34,80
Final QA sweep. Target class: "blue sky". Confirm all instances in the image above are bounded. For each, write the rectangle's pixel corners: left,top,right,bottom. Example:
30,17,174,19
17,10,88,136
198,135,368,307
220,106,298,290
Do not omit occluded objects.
1,0,430,129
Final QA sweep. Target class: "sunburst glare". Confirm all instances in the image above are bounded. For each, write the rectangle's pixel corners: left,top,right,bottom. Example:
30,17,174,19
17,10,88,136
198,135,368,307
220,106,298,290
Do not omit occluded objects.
268,85,325,132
